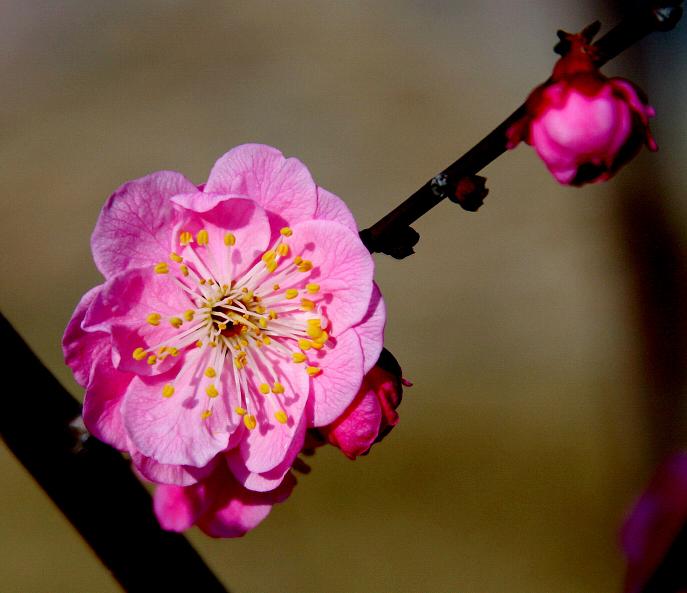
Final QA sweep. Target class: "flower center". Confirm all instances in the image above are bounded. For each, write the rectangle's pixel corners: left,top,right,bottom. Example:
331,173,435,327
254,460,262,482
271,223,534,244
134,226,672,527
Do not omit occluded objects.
132,226,328,431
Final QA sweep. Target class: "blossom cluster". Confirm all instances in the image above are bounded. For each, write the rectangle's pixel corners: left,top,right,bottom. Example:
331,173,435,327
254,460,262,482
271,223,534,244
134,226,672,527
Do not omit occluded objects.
63,144,406,537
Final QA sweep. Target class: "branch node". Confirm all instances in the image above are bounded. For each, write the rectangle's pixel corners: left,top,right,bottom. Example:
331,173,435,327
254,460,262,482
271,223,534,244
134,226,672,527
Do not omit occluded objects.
450,175,489,212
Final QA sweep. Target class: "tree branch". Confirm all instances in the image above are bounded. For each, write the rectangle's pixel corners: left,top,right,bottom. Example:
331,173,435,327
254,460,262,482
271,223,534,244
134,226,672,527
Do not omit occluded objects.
0,314,228,593
359,0,684,258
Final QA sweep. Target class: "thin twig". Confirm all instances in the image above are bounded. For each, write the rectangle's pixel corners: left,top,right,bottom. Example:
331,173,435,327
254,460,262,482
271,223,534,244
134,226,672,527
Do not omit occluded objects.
359,0,684,258
0,314,228,593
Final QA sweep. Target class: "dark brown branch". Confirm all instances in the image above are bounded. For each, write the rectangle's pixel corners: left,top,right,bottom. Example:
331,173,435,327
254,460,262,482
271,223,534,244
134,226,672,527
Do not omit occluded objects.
0,314,228,593
359,0,684,257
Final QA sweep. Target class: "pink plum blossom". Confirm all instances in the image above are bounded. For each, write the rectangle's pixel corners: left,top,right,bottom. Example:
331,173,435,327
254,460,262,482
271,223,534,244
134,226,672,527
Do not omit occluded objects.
621,452,687,593
319,349,408,459
63,144,386,533
507,28,656,186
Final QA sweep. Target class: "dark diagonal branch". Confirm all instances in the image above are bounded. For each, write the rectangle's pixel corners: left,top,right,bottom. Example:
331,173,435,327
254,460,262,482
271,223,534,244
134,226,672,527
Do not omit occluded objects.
0,314,228,593
359,0,683,258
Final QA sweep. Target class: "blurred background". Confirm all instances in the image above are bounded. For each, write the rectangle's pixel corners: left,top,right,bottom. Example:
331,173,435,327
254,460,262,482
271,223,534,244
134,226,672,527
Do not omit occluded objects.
1,1,686,591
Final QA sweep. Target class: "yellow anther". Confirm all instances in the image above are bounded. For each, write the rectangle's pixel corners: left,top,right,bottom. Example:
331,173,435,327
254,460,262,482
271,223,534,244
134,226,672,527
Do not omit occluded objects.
272,284,280,291
310,340,324,350
307,325,323,339
201,410,212,420
274,410,288,424
180,264,189,277
262,336,272,346
199,278,206,285
196,229,209,245
162,384,175,398
306,283,320,293
256,340,264,348
235,407,246,416
306,366,322,377
206,278,215,285
285,289,298,300
158,347,168,354
170,317,183,328
298,338,312,351
298,260,313,272
147,355,157,365
277,243,289,257
183,309,194,322
195,340,203,348
261,250,276,262
154,262,169,274
272,382,285,394
255,305,266,314
300,298,315,311
132,347,147,361
293,256,303,265
147,313,161,326
307,318,322,327
243,414,257,430
170,252,183,263
205,384,219,398
265,259,278,273
224,232,236,246
258,318,268,329
179,230,193,245
169,347,179,357
208,341,217,348
268,310,278,320
218,323,227,331
280,227,293,237
292,352,307,363
234,357,244,370
313,331,329,345
259,383,270,395
204,367,216,378
221,284,229,292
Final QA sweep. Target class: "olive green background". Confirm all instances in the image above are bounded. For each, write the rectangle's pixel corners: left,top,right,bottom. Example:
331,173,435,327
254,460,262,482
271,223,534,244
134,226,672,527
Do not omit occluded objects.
1,1,686,592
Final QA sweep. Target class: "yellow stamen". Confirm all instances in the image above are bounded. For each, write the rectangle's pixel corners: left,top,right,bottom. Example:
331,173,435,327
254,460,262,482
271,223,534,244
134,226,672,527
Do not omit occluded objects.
285,289,298,300
201,410,212,420
183,309,194,322
170,252,183,263
243,414,257,430
235,407,246,416
298,338,312,351
258,318,268,329
272,284,280,291
292,352,307,363
268,310,278,320
205,384,219,398
179,231,193,245
147,313,161,326
154,262,169,274
280,227,293,237
298,260,313,272
169,347,179,357
180,264,189,277
306,366,322,377
263,336,272,346
204,367,216,378
306,283,320,293
272,382,285,394
132,347,147,361
255,305,266,314
294,256,303,265
162,384,175,398
277,243,289,257
147,355,157,365
313,331,329,345
170,317,183,328
307,325,323,339
275,410,288,424
259,383,270,395
224,232,236,246
195,340,203,348
265,259,278,273
261,250,276,262
300,298,315,311
196,229,209,245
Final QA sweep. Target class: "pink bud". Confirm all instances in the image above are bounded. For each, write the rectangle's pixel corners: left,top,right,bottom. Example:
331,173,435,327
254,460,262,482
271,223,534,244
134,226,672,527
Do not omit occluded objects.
507,30,656,186
320,349,407,459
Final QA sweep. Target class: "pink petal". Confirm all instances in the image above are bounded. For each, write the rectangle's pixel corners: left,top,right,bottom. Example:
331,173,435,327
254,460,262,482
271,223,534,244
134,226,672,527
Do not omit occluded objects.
121,366,236,467
314,187,358,232
62,285,108,387
352,283,386,374
92,171,197,278
308,327,365,427
239,348,310,473
171,197,271,283
325,388,382,459
131,449,217,487
227,414,306,492
287,220,375,333
153,482,210,532
205,144,317,228
82,350,132,451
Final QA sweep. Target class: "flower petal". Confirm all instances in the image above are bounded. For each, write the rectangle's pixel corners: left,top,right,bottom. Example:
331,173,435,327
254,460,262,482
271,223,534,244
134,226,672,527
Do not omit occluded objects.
352,283,385,374
92,171,196,278
153,482,210,533
314,187,358,232
287,220,375,333
308,327,365,427
205,144,317,228
62,285,108,387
